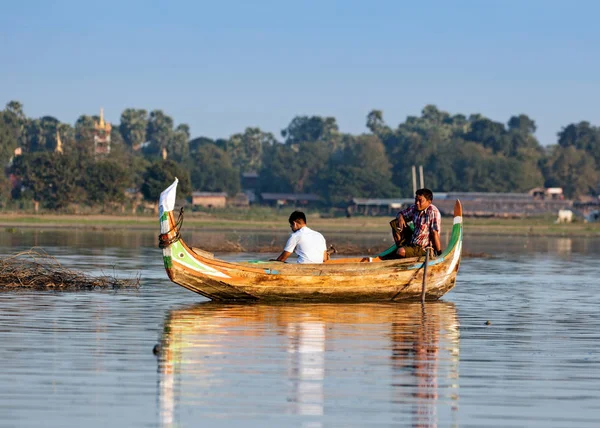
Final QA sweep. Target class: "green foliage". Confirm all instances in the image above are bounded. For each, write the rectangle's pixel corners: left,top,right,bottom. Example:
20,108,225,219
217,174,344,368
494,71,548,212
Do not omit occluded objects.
11,152,87,209
344,134,391,172
1,100,599,213
256,143,297,193
74,115,97,155
257,139,333,194
119,108,148,150
168,124,190,163
189,144,240,195
558,122,600,168
22,116,61,153
0,102,25,166
543,145,599,198
128,155,151,189
318,134,398,205
141,160,191,202
189,136,216,153
281,116,340,147
222,127,276,173
366,106,552,196
320,166,399,206
143,110,190,162
84,159,130,205
508,114,537,134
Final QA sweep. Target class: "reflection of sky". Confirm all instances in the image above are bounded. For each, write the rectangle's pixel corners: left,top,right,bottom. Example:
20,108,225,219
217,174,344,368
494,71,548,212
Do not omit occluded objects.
2,235,600,427
287,321,325,420
0,291,165,428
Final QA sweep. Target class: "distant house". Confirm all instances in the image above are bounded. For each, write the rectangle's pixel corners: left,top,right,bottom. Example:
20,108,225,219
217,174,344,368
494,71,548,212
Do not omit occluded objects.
241,172,259,191
433,190,571,217
574,197,600,220
529,187,564,200
241,172,259,205
192,192,227,208
260,193,321,207
228,193,250,208
349,198,414,216
243,190,257,204
348,188,573,217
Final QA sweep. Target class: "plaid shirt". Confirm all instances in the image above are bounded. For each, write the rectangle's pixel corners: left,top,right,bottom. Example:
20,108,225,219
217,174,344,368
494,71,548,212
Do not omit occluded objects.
398,204,441,248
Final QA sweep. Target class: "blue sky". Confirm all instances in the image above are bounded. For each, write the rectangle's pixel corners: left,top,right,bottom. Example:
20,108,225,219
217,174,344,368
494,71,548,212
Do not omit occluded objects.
1,0,599,145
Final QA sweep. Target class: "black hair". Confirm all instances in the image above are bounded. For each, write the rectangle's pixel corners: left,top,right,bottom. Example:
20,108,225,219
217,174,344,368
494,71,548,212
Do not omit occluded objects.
288,211,307,224
416,188,433,201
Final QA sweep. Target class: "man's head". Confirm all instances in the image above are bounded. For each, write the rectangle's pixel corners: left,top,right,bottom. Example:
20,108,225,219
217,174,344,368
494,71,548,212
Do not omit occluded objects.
415,188,433,211
288,211,307,232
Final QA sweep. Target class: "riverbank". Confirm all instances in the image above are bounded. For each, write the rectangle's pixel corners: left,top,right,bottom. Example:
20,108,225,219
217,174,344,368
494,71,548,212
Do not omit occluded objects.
1,212,599,237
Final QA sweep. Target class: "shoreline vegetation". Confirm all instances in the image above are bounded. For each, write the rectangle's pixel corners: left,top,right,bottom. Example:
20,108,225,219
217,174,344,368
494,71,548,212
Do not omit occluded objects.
2,101,599,219
1,212,599,237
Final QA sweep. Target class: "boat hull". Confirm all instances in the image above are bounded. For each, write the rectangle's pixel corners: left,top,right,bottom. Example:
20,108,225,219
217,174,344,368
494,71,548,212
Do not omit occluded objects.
166,261,460,302
158,179,463,302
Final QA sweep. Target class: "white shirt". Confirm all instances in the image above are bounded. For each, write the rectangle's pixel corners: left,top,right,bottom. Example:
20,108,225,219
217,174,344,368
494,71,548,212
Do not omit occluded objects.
284,226,327,264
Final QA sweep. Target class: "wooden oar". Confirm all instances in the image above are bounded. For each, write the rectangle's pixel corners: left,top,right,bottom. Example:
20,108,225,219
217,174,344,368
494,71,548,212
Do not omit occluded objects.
421,247,432,303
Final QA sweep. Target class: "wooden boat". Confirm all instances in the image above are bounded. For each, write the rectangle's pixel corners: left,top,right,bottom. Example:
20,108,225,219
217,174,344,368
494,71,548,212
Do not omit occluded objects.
158,179,463,302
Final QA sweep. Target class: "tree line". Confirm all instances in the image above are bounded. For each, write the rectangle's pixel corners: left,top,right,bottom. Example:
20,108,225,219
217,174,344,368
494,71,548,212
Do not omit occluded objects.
0,100,598,212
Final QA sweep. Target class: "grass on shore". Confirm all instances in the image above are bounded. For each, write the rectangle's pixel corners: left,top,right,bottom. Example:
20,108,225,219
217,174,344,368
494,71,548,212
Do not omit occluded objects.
1,210,599,237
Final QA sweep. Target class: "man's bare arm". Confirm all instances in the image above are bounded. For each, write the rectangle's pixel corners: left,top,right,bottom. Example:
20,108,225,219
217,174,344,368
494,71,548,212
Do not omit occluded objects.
390,219,402,245
431,231,442,255
396,213,407,230
271,251,292,262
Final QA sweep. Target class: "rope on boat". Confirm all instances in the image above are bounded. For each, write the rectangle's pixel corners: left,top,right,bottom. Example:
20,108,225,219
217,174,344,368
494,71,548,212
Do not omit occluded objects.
158,207,185,249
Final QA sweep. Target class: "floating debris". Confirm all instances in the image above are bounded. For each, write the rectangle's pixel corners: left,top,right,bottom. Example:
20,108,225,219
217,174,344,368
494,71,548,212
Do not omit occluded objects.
0,249,140,290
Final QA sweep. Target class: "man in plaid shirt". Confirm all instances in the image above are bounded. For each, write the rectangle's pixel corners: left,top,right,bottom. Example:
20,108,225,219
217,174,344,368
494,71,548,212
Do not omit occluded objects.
391,188,442,258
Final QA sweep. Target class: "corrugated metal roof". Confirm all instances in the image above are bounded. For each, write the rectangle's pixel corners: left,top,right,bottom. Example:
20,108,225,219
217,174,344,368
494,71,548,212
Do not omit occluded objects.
261,193,321,201
351,192,537,205
192,192,228,197
351,198,414,206
443,192,532,200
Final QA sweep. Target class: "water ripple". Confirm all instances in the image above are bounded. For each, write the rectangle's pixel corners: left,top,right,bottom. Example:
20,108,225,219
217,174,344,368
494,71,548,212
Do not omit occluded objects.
0,235,599,427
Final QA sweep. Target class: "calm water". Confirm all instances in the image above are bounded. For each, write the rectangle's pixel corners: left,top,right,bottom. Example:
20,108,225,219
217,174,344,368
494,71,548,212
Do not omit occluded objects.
0,230,599,427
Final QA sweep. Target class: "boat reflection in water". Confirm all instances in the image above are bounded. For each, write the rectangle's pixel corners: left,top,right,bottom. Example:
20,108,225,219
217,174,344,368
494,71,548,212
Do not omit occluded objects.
156,302,460,427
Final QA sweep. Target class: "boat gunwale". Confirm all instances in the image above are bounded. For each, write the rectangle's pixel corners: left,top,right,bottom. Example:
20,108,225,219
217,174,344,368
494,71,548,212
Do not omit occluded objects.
164,201,462,276
169,221,459,276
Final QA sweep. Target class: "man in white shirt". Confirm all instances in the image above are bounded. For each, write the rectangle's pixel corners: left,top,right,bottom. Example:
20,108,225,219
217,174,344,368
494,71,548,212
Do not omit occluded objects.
272,211,328,264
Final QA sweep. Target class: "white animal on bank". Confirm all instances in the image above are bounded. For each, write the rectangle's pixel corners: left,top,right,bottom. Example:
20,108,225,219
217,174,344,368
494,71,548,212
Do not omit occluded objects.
555,209,574,224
